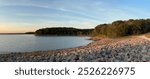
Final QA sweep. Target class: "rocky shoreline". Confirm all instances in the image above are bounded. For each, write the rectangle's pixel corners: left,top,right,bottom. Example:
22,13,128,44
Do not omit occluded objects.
0,37,150,62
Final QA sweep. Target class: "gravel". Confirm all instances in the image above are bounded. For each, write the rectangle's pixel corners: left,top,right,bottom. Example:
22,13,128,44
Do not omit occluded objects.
0,37,150,62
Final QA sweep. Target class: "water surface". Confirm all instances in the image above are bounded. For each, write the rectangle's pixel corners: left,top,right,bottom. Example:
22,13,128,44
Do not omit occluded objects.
0,35,92,53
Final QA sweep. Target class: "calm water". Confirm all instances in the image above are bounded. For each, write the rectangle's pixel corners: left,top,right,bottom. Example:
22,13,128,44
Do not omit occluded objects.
0,35,92,53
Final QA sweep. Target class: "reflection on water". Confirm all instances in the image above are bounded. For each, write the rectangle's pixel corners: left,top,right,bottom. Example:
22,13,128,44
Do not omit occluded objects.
0,35,92,53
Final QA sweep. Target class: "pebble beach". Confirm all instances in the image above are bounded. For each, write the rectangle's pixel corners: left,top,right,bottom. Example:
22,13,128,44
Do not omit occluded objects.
0,36,150,62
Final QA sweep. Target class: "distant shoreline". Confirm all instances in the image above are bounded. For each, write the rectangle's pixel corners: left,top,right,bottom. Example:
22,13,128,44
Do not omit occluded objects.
0,33,34,35
0,33,25,34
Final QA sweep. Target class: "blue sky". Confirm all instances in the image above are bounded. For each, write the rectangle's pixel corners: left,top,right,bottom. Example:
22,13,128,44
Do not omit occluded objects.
0,0,150,33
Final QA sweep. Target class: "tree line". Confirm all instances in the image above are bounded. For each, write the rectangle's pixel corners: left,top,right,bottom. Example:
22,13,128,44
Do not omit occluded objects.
35,27,93,36
93,19,150,37
35,19,150,37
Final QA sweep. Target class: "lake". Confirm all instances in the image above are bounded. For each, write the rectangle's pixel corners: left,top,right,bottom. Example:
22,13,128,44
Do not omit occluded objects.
0,35,92,53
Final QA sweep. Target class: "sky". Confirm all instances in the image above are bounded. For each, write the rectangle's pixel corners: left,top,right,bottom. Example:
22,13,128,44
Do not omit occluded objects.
0,0,150,33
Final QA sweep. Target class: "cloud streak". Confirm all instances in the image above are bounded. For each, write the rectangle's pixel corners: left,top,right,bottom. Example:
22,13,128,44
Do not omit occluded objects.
0,0,150,33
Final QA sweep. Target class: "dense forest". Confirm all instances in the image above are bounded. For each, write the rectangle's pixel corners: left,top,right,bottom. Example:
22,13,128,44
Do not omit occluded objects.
35,19,150,37
93,19,150,37
35,27,93,36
